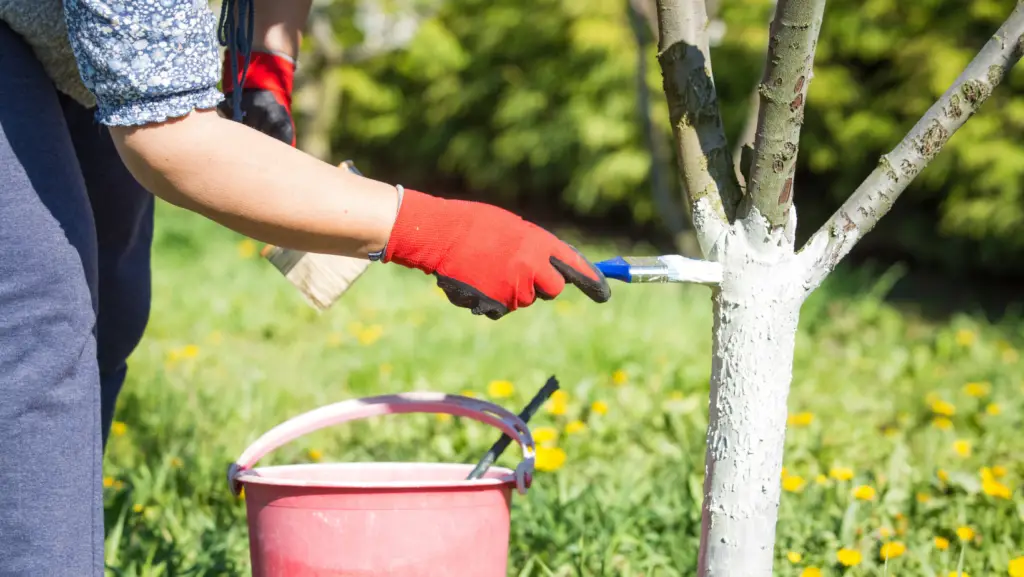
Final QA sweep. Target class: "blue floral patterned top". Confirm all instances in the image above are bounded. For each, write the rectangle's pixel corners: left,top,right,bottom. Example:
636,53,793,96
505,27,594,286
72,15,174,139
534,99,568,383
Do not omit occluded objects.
63,0,225,126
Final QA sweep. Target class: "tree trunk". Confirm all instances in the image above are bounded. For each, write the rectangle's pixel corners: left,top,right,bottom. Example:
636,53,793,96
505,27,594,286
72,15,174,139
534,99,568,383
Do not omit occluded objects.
695,221,808,576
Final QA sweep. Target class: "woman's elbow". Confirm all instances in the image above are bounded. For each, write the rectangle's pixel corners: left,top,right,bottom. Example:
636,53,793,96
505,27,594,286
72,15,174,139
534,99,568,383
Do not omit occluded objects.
108,109,221,206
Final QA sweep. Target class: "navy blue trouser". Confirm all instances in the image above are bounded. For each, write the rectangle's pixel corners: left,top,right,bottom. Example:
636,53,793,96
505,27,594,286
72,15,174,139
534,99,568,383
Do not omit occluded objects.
0,23,154,576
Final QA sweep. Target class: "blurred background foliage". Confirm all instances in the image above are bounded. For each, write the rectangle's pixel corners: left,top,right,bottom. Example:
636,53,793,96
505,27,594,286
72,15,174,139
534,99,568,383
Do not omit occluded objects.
292,0,1024,278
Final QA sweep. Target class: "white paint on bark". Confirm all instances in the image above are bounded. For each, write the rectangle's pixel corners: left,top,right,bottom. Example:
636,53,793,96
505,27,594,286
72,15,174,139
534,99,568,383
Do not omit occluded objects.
697,207,808,577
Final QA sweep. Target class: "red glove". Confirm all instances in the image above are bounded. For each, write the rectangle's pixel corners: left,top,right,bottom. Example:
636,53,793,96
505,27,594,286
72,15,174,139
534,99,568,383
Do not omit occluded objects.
383,190,612,319
220,50,296,146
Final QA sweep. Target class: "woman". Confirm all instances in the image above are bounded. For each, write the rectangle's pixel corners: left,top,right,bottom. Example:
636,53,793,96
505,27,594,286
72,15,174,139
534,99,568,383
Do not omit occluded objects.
0,0,611,573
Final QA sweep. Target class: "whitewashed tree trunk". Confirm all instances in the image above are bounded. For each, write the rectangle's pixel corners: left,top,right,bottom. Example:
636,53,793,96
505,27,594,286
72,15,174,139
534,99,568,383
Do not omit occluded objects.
649,0,1024,574
697,213,809,574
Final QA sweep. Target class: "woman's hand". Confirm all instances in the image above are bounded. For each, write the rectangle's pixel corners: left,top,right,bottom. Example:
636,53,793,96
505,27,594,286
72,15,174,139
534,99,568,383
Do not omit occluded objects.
218,0,311,145
383,189,612,319
219,50,296,145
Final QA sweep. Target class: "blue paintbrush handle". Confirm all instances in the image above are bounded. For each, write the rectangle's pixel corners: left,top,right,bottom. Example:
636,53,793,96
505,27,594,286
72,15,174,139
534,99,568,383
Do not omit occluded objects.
594,257,633,283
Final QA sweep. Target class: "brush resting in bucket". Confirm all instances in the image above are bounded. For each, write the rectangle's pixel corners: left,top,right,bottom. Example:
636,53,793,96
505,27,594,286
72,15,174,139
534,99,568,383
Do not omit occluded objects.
228,392,537,577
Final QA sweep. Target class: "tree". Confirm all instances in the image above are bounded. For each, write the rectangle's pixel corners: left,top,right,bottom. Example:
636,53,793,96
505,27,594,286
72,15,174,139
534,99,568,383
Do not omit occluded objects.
651,0,1024,574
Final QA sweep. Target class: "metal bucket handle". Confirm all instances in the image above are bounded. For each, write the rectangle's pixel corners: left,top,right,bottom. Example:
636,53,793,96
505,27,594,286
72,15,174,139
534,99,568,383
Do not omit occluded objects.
228,392,536,496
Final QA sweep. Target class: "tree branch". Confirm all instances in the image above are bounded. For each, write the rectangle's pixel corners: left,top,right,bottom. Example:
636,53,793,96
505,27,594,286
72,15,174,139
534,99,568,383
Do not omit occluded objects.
629,0,688,243
655,0,742,254
803,3,1024,287
742,0,827,227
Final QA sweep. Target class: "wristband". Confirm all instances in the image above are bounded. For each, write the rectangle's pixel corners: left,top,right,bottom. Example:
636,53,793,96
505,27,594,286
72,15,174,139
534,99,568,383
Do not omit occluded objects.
369,184,405,262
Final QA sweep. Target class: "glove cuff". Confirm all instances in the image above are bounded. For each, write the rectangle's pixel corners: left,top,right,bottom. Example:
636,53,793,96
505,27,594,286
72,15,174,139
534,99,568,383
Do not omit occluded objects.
381,189,456,274
222,50,296,112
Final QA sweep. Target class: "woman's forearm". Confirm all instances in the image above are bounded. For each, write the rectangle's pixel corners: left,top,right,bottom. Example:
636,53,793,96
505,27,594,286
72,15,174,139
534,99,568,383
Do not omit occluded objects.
109,109,399,258
252,0,313,58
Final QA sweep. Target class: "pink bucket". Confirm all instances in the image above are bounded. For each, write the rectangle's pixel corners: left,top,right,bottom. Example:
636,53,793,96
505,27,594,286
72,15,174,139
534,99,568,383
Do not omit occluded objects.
228,392,537,577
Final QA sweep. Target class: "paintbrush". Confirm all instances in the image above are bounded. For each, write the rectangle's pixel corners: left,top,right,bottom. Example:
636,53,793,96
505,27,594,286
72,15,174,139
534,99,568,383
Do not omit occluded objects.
594,255,723,286
466,376,560,480
259,160,373,311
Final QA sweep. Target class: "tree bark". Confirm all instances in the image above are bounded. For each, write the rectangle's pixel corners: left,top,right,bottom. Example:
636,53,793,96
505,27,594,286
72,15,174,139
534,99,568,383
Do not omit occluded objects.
742,0,826,229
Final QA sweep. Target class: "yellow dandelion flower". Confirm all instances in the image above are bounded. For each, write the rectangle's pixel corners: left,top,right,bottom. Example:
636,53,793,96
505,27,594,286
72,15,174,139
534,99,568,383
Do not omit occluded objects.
357,325,383,346
487,380,515,398
110,421,127,436
668,391,684,400
546,390,569,415
879,541,906,560
103,477,114,488
133,503,144,514
170,457,183,469
532,426,558,445
879,526,895,539
952,439,972,457
837,548,862,567
986,403,1001,416
933,417,953,430
934,536,949,550
611,369,628,386
815,474,828,485
435,413,452,423
1008,556,1024,577
955,328,975,347
992,465,1008,477
782,475,806,493
852,485,876,501
534,446,567,472
787,412,815,427
800,568,822,577
591,400,608,415
787,551,802,563
237,239,257,258
956,526,975,542
829,466,854,481
916,492,932,503
931,399,956,417
937,468,949,482
948,572,970,577
307,449,323,462
981,478,1012,499
181,344,200,359
459,390,477,398
238,487,245,500
564,420,586,435
962,381,990,397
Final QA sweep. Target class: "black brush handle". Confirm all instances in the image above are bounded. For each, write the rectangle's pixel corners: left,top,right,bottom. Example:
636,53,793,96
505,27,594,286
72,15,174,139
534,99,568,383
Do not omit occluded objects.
465,375,560,480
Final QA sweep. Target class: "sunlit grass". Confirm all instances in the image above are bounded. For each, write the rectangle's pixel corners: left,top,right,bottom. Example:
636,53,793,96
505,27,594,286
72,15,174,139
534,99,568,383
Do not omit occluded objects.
103,203,1023,576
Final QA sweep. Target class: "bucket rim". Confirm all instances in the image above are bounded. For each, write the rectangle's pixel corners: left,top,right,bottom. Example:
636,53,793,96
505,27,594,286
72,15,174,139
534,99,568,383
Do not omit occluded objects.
234,462,518,490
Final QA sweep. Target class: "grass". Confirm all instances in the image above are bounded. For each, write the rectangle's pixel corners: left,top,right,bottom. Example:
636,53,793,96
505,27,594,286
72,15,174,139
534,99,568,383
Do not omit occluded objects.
102,202,1023,576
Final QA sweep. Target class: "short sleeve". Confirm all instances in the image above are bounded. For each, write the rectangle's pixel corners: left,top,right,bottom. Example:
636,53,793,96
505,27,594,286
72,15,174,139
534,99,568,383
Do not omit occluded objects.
63,0,224,126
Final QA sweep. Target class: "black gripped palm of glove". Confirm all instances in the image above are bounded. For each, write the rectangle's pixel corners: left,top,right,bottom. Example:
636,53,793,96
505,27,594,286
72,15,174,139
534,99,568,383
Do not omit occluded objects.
220,49,296,146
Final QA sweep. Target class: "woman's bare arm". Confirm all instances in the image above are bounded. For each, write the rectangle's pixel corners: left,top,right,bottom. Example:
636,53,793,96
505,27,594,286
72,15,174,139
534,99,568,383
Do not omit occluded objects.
110,109,399,258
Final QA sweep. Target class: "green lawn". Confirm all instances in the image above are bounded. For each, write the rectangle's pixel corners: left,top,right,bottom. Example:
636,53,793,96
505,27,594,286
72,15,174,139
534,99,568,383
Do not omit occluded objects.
103,202,1023,576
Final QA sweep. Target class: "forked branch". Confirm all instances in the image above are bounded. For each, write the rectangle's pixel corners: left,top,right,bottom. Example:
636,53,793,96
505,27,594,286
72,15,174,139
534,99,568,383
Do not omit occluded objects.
743,0,827,227
655,0,742,255
803,3,1024,287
